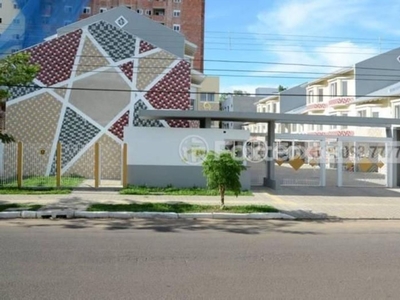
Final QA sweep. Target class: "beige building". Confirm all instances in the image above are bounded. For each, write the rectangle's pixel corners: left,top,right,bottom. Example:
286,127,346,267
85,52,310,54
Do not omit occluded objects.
191,76,220,128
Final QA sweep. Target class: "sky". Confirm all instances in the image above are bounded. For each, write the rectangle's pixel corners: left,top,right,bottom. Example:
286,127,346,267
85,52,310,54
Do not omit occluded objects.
204,0,400,95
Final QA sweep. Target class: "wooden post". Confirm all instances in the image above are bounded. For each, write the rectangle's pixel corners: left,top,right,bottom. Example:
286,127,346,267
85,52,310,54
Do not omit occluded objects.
17,142,23,188
56,142,62,188
94,142,100,188
122,143,128,188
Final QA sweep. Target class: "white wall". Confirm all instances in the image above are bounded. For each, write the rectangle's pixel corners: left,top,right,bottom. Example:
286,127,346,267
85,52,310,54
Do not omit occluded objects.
124,127,250,166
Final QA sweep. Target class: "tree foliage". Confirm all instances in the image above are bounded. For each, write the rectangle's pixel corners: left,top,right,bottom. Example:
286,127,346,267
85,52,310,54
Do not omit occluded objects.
219,90,250,101
202,151,247,207
0,52,40,143
278,85,287,92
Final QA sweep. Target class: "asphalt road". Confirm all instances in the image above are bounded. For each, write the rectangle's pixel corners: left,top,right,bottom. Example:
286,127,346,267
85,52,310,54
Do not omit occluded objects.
1,219,400,300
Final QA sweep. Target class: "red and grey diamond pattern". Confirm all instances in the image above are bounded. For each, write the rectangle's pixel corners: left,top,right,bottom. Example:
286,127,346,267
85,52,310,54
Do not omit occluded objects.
119,61,134,81
109,111,129,140
144,61,191,110
27,30,82,86
139,40,155,54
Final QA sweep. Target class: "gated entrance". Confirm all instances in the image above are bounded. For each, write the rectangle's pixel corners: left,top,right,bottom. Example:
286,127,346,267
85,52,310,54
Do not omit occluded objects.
247,134,392,188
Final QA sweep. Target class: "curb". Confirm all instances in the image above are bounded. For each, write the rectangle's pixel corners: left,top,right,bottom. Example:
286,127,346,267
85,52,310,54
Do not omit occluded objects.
0,210,296,220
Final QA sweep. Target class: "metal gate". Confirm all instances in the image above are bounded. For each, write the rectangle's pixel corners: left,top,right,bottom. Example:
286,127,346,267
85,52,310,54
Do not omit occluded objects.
274,136,325,187
247,134,393,188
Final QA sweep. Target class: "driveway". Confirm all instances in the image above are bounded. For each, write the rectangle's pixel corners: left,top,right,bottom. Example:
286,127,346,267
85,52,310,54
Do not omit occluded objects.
255,186,400,219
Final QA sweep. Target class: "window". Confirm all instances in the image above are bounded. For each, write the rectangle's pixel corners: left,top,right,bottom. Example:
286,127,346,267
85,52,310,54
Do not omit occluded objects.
342,81,348,96
357,110,367,117
13,34,19,40
173,24,180,31
308,90,314,104
0,18,2,24
0,3,2,8
395,105,400,119
99,7,107,13
64,6,72,13
272,103,277,113
145,9,152,15
13,18,20,24
330,82,337,97
200,93,215,102
82,7,91,14
174,0,182,2
173,10,181,17
318,88,324,102
13,3,18,9
372,112,379,118
153,8,165,15
137,9,143,14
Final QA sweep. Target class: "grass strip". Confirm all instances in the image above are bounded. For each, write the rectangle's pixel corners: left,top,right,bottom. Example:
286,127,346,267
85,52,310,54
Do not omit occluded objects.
88,203,278,213
0,203,42,212
120,186,253,196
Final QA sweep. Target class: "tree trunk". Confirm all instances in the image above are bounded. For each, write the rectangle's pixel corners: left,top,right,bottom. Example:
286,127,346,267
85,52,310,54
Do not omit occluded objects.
219,185,225,208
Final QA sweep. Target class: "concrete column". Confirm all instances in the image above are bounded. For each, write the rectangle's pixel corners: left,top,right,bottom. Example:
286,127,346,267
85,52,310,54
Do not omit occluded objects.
264,121,277,189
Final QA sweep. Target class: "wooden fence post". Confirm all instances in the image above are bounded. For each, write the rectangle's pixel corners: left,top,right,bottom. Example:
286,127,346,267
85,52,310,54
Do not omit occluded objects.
122,143,128,188
94,143,100,188
17,142,23,188
56,142,62,188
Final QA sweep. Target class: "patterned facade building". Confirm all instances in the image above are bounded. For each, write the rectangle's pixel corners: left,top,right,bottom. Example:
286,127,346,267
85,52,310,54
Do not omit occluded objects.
5,7,201,179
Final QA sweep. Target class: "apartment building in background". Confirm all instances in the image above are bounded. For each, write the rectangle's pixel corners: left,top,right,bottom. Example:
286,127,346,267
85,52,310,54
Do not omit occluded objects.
221,95,264,129
245,46,400,138
81,0,205,71
0,0,205,72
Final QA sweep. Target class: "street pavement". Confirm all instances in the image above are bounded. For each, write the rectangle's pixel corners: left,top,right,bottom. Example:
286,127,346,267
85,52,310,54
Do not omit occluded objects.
1,219,400,300
2,187,400,219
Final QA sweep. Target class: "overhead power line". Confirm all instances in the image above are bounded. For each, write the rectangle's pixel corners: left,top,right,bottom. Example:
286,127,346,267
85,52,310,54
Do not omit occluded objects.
5,84,400,99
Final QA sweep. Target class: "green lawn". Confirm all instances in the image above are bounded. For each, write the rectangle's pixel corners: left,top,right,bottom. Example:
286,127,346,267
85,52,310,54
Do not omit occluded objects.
0,188,73,195
120,186,253,196
0,176,84,194
0,203,42,212
88,203,278,213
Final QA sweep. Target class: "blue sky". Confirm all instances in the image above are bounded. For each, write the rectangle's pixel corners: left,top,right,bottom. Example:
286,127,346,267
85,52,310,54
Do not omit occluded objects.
204,0,400,94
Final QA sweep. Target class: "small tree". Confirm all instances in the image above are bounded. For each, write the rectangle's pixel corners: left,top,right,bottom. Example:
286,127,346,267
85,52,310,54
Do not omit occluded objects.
0,52,40,143
202,151,246,207
278,85,287,92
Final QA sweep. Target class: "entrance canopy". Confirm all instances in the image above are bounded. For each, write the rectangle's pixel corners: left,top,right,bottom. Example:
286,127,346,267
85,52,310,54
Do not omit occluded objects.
138,110,400,128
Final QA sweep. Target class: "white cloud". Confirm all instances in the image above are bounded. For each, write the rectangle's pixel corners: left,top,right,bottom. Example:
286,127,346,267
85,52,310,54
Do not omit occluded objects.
252,42,379,84
246,0,386,85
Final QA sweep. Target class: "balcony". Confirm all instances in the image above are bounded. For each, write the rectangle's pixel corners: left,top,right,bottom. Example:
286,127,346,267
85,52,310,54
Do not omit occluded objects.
329,97,354,107
306,102,328,112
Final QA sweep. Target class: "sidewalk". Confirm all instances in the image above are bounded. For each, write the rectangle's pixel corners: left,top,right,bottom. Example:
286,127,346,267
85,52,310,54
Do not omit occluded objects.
2,188,400,219
0,190,266,211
